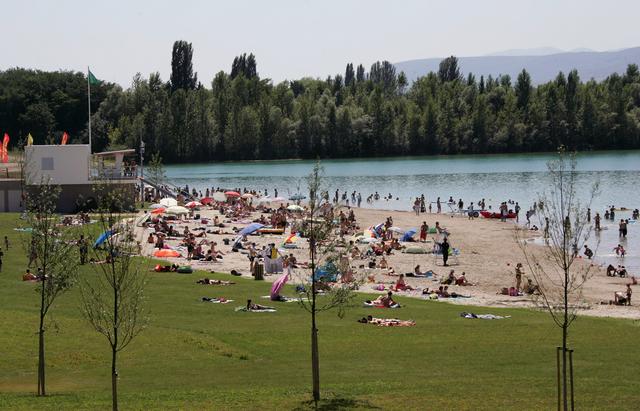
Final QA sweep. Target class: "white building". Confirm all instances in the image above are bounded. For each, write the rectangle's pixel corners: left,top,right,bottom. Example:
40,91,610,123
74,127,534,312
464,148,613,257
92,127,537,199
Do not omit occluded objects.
0,144,139,213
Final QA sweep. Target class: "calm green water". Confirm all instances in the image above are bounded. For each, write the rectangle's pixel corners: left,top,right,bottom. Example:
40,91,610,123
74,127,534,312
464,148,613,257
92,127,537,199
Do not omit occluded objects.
165,151,640,272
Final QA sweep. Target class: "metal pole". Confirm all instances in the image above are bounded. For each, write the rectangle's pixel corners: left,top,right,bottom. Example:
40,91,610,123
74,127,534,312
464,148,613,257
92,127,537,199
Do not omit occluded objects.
569,349,574,411
556,347,561,411
87,67,92,152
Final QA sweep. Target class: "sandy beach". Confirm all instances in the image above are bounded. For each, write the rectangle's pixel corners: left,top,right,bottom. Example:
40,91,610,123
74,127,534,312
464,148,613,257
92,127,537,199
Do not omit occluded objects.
137,205,640,320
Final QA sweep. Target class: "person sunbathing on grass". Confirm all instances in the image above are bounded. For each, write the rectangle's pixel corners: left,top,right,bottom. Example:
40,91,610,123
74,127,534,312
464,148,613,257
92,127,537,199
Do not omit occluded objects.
393,274,415,291
358,315,415,326
196,278,235,285
368,291,397,307
246,299,274,311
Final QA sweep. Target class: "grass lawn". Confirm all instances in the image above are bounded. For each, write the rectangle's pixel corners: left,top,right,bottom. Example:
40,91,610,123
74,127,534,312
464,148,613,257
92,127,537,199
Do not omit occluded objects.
0,212,638,410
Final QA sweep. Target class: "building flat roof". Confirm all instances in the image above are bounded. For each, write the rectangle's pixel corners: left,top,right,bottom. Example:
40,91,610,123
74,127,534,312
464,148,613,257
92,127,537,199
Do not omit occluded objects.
94,149,136,156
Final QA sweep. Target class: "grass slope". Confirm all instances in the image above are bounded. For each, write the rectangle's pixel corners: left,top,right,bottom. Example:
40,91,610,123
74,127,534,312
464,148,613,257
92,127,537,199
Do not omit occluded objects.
0,213,638,410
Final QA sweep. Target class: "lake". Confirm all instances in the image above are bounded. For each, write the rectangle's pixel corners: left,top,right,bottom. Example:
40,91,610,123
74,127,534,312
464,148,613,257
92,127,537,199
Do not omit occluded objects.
165,151,640,273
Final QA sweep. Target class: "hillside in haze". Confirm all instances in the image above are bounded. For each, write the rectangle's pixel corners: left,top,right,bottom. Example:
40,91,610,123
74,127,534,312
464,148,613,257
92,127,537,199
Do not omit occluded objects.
395,47,640,84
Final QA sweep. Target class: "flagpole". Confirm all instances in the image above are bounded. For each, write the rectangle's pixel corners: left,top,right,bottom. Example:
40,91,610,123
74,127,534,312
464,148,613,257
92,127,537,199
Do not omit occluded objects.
87,66,92,153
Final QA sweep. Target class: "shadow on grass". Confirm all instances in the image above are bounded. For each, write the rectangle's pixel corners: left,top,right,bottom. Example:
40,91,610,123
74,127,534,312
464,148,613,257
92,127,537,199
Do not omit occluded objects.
294,397,381,410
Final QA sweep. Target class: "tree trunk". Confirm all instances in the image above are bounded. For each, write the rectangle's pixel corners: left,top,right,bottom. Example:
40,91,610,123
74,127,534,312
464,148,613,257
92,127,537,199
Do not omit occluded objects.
562,325,568,411
111,347,118,411
311,313,320,404
38,326,45,396
37,277,46,396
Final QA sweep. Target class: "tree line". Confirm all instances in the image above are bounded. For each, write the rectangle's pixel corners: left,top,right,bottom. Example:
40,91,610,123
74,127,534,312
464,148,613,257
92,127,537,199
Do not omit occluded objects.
2,40,640,162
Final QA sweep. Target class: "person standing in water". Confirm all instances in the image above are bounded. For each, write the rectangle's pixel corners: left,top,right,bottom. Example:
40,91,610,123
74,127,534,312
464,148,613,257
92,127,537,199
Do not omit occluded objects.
595,212,601,231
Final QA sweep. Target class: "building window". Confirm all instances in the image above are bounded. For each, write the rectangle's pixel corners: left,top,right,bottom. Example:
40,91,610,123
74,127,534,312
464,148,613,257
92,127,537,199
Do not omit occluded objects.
41,157,54,170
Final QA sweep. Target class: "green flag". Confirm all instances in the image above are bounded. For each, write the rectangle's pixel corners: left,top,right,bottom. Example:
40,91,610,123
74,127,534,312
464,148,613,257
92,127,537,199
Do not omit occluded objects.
88,69,100,85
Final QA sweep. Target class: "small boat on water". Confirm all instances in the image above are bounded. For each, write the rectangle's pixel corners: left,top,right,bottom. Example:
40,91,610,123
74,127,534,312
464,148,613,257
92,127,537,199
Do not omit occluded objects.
480,211,517,219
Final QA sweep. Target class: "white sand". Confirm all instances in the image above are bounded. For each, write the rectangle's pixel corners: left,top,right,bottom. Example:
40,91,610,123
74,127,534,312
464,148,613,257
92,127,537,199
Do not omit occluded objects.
137,206,640,320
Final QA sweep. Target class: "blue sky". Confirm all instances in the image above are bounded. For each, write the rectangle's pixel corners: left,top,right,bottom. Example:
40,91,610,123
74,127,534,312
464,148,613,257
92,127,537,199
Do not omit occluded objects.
2,0,638,87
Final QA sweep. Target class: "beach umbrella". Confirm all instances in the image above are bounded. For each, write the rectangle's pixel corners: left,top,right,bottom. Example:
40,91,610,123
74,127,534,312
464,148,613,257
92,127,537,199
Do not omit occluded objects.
256,196,272,203
388,226,404,234
159,198,178,207
284,233,299,244
212,192,227,202
287,204,304,211
185,201,202,208
149,203,164,209
225,191,241,198
270,273,289,300
200,197,214,205
241,193,254,199
289,193,306,201
271,196,286,202
165,205,189,215
238,223,264,237
93,230,115,248
401,228,418,242
154,249,180,258
151,207,166,215
234,223,265,247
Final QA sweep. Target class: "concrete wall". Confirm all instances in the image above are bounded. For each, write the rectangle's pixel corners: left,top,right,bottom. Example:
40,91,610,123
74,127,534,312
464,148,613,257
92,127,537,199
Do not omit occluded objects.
24,182,137,213
24,145,90,185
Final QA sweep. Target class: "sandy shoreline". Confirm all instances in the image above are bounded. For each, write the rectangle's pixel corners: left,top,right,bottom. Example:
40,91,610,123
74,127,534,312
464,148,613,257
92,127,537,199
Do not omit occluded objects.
137,205,640,320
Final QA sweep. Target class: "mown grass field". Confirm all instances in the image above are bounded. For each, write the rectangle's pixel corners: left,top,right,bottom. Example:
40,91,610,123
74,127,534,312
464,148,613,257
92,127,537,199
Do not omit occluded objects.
0,213,639,410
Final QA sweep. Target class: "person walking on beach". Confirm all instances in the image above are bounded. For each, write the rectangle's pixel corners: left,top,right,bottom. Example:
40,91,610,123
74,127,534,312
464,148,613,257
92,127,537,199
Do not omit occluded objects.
437,197,441,213
595,212,601,231
544,217,550,239
441,237,450,266
420,222,429,242
515,202,520,222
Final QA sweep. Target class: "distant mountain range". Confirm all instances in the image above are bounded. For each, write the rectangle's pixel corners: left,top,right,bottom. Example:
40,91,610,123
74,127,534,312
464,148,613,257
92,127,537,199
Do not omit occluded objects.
395,47,640,84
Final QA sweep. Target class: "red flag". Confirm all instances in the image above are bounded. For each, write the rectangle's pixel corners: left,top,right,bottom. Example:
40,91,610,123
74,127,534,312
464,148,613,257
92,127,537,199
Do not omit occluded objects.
1,133,9,163
61,132,69,145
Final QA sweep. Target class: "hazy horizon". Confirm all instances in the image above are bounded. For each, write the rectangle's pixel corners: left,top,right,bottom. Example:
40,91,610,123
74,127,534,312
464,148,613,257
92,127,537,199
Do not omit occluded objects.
2,0,639,87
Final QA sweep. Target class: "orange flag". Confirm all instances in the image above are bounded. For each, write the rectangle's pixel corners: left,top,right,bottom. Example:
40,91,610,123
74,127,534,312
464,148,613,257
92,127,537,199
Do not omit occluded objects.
2,133,9,163
61,132,69,145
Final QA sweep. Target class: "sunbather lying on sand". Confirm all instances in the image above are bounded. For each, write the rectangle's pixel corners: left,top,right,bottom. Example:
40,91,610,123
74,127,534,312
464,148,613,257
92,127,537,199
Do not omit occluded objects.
357,315,415,327
196,278,235,285
392,274,415,291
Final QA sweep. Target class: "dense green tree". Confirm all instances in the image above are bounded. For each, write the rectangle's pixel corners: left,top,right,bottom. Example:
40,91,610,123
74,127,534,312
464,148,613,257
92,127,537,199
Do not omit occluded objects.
170,40,198,92
438,56,462,83
3,48,640,162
